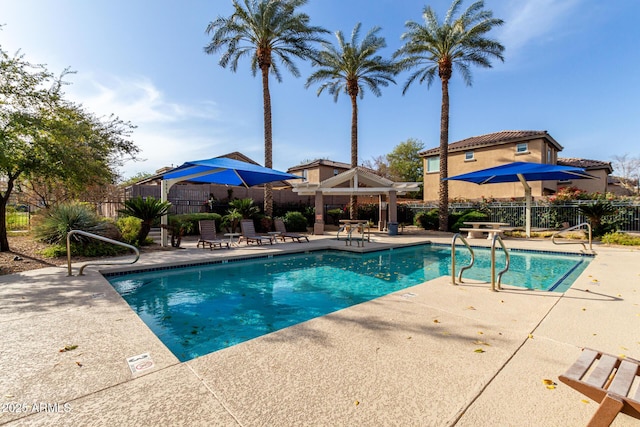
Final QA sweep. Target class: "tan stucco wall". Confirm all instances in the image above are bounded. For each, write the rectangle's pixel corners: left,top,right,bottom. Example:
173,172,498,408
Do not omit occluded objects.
423,138,560,202
561,169,608,194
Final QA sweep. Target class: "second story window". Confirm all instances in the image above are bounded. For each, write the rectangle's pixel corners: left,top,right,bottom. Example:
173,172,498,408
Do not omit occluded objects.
333,169,339,176
427,156,440,173
465,151,475,161
516,143,528,153
302,169,308,181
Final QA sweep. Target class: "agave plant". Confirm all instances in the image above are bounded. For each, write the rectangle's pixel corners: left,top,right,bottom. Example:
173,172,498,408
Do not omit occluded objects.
34,203,106,245
119,196,171,245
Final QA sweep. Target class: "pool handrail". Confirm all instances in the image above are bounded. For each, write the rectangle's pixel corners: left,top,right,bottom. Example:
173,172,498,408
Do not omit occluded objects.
451,233,475,285
67,230,140,276
551,222,593,252
490,234,510,291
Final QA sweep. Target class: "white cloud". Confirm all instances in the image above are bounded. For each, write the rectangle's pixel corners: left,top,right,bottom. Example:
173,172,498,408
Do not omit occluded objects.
496,0,583,54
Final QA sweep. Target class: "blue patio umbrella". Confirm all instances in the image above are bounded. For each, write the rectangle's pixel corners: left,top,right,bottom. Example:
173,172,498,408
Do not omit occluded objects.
159,157,303,246
445,162,596,237
162,157,302,187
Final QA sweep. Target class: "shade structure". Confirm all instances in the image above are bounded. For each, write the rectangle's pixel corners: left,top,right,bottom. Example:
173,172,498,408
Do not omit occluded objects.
159,157,302,246
162,157,302,187
446,162,596,237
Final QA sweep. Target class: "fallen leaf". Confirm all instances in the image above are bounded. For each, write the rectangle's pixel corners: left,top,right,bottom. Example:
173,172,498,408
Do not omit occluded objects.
407,336,412,340
433,319,440,323
546,385,556,389
528,334,534,339
354,400,359,406
474,340,490,346
59,345,78,353
619,354,626,359
581,308,586,311
478,331,484,335
581,399,590,404
542,379,555,385
466,306,476,310
474,348,485,353
76,361,83,367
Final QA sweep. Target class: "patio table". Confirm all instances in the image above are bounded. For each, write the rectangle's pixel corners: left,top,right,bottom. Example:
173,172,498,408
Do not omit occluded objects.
460,222,509,240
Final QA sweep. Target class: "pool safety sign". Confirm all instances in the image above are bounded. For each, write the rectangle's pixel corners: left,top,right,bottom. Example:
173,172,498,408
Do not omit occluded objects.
127,352,155,375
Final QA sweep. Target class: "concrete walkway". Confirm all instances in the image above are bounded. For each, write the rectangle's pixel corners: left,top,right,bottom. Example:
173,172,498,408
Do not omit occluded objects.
0,232,638,426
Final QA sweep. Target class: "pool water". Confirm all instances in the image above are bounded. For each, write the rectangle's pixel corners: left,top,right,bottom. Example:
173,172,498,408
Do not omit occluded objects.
107,245,591,361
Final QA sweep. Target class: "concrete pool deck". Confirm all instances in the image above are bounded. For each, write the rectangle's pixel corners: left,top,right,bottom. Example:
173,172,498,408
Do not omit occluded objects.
1,231,638,426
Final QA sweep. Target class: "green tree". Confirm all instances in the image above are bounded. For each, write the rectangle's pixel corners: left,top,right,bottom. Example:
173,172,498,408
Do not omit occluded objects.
118,196,171,245
306,22,397,219
395,0,504,231
387,138,424,198
0,47,138,251
204,0,327,217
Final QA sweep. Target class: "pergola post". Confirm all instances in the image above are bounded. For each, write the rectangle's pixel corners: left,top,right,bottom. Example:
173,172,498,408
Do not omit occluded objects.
313,190,324,235
379,194,387,231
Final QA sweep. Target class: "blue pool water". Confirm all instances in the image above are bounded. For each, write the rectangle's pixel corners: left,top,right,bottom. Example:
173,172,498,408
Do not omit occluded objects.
107,244,591,361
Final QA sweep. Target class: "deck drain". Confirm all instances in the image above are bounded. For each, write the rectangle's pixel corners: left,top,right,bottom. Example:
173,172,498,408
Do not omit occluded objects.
127,352,155,375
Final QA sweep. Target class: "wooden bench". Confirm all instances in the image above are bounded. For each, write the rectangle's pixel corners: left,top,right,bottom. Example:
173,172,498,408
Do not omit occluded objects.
559,348,640,426
459,227,505,240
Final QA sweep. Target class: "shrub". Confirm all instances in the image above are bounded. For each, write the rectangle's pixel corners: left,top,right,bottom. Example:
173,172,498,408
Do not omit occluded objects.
414,209,438,230
283,211,308,232
451,210,489,233
601,232,640,246
327,208,344,225
117,216,142,245
579,201,620,238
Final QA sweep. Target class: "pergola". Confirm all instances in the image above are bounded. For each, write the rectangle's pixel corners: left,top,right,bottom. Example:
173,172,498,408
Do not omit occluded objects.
291,167,421,235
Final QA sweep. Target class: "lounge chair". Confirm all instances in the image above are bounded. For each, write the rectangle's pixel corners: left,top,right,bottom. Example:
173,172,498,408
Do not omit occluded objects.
274,219,309,243
197,220,230,250
559,348,640,426
238,220,273,245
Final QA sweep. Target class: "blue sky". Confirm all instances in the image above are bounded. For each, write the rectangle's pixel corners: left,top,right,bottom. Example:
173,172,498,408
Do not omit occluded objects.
2,0,639,179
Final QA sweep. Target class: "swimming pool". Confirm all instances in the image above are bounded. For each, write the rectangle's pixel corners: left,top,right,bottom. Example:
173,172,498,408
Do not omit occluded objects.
107,244,591,361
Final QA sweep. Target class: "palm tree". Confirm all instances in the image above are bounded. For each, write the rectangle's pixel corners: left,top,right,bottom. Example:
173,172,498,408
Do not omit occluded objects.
119,196,171,245
204,0,328,217
306,23,397,219
395,0,504,231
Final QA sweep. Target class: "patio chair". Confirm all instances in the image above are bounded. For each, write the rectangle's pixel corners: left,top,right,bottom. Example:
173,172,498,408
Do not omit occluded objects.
197,220,229,250
238,220,273,245
558,348,640,426
274,219,309,243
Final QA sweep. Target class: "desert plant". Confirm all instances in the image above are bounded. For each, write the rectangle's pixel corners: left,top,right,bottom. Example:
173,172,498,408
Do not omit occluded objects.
451,210,489,233
229,198,260,219
119,196,171,245
579,201,619,237
222,209,243,232
34,203,106,245
601,232,640,246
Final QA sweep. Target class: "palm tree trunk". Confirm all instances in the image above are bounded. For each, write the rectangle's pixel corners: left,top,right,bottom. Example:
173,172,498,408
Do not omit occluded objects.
349,93,358,220
438,78,450,232
261,65,274,217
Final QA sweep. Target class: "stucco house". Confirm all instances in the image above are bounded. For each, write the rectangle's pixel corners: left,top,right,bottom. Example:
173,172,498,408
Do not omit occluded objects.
287,159,351,184
420,130,612,202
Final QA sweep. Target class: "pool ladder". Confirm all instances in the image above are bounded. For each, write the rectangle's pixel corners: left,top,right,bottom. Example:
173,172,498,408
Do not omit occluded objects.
451,233,510,291
551,222,594,253
67,230,140,276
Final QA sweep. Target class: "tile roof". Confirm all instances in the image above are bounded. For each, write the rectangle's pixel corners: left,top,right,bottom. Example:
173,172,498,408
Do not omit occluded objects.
287,158,351,172
558,157,613,173
419,130,562,156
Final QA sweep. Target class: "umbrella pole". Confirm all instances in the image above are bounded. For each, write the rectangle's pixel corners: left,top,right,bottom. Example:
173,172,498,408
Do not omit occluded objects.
518,174,532,238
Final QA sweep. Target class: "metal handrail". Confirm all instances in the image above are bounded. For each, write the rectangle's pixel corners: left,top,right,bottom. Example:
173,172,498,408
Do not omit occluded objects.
551,222,592,252
67,230,140,276
490,234,510,291
451,233,475,285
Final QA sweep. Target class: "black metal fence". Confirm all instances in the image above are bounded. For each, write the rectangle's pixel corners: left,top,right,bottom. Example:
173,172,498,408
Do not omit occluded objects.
405,201,640,232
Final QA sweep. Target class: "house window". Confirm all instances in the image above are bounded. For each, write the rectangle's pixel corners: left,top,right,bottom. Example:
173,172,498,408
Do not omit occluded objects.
516,143,528,153
427,156,440,173
465,151,475,161
547,148,552,164
333,169,339,176
302,169,308,181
